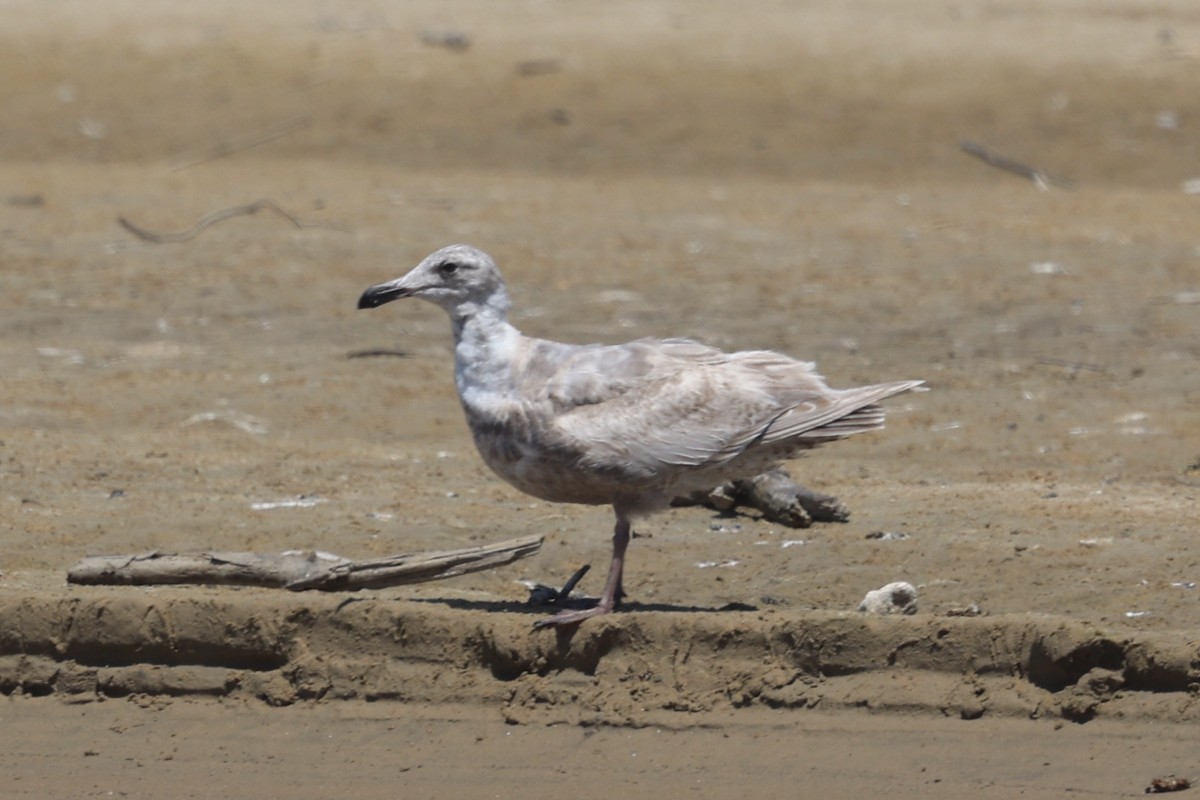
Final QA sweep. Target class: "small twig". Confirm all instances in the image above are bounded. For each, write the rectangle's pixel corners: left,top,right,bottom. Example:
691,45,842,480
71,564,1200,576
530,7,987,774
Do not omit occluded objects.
346,349,410,360
527,564,592,607
118,199,329,244
959,140,1075,190
170,115,311,172
1036,357,1107,375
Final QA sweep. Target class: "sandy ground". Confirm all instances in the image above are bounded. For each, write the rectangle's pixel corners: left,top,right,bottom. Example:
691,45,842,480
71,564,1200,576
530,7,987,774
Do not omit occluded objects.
3,699,1200,800
2,0,1199,796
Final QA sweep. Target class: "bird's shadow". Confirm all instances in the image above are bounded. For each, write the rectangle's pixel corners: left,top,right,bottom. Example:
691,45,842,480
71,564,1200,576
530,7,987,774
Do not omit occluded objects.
328,583,761,654
406,596,758,617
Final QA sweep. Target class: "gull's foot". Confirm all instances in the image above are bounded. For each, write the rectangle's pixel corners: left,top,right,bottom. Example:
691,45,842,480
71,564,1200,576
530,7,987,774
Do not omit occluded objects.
532,602,615,630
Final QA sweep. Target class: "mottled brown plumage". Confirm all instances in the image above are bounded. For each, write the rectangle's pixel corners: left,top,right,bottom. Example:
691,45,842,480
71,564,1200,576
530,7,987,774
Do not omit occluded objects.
359,245,922,627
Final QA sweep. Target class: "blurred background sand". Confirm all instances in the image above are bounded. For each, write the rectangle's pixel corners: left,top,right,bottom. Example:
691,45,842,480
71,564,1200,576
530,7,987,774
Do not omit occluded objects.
2,1,1198,795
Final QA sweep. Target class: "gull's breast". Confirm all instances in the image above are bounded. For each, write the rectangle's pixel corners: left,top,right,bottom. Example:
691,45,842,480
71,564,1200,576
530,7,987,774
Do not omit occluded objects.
462,393,620,506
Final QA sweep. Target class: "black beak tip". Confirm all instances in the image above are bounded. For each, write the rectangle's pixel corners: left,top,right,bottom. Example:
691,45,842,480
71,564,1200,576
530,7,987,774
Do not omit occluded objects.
357,286,400,310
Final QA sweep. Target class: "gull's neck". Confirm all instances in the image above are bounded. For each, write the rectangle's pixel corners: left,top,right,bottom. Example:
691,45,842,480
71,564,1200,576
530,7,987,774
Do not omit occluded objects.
449,294,523,398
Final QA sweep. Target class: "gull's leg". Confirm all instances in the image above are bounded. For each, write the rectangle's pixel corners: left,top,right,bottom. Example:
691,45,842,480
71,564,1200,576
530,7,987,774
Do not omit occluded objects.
533,512,630,629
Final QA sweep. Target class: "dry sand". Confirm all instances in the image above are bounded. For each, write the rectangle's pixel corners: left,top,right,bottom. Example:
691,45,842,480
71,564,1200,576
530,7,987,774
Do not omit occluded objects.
2,0,1199,796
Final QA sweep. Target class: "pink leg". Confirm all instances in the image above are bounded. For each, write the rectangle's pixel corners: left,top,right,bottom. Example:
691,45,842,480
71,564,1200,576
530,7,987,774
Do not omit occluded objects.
533,512,630,629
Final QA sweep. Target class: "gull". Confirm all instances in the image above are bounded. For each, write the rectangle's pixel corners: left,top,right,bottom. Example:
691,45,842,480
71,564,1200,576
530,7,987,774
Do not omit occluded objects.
358,244,922,628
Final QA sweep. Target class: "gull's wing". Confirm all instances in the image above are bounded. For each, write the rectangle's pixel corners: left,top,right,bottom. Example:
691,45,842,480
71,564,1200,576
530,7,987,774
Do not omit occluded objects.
527,338,726,409
528,338,916,476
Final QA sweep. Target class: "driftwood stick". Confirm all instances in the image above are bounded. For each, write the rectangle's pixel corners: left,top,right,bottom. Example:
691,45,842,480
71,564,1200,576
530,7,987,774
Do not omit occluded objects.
739,470,850,525
959,140,1075,190
674,468,850,528
67,534,544,591
118,198,328,244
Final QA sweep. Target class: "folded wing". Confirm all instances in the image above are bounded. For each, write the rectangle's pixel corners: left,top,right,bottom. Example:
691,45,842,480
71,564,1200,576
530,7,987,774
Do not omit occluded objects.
537,339,920,478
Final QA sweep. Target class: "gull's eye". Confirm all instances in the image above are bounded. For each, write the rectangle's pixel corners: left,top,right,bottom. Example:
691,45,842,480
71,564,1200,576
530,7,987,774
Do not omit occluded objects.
437,261,460,277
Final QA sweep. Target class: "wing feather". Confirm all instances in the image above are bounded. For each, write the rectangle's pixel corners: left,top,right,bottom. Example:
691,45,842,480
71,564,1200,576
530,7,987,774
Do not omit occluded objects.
522,337,921,480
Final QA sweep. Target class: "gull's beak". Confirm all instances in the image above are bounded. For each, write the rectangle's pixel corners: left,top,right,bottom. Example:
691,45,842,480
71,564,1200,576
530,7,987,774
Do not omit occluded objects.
358,277,419,309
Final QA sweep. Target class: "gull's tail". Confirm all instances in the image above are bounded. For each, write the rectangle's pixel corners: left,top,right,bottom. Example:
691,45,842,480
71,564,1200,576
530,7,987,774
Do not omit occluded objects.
796,379,924,442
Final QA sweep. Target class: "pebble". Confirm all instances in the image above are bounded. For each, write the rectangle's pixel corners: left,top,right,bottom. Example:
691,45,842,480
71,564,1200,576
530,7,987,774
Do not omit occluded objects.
858,581,918,615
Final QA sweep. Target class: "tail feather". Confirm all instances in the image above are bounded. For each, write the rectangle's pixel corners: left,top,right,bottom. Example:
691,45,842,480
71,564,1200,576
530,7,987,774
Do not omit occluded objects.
780,379,923,444
800,403,887,439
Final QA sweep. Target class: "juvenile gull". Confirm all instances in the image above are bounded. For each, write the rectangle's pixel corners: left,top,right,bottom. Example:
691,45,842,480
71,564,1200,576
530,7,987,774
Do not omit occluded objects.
358,244,922,628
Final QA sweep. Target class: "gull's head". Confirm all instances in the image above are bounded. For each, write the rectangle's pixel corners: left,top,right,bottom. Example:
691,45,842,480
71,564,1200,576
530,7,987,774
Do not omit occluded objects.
357,244,509,317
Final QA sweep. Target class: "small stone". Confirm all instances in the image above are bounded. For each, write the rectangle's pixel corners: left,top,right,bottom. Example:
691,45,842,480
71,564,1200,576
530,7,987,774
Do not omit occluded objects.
960,698,986,720
857,581,918,615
